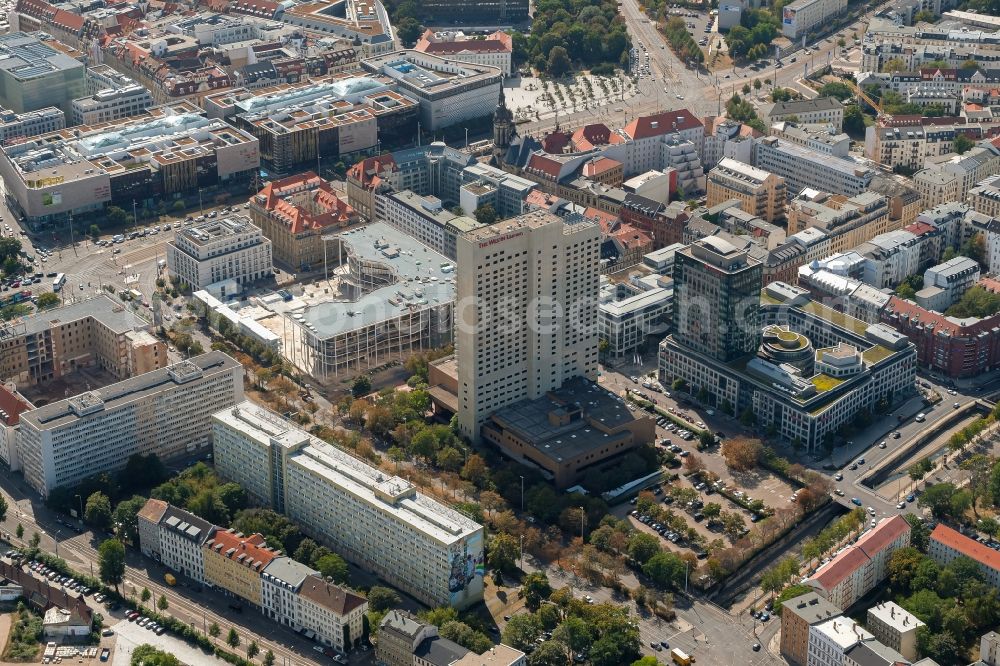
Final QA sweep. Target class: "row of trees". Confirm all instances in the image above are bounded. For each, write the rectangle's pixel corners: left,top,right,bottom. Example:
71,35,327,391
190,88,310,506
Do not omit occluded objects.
662,17,705,66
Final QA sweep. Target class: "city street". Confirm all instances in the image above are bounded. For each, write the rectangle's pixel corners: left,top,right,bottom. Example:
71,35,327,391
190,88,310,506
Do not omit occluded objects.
0,467,343,666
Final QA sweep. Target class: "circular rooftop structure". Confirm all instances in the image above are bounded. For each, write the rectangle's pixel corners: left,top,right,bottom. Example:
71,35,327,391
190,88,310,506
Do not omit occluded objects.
761,325,814,373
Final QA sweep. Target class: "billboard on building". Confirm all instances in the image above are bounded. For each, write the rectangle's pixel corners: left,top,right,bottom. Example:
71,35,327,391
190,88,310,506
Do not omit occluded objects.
448,530,485,608
783,7,796,24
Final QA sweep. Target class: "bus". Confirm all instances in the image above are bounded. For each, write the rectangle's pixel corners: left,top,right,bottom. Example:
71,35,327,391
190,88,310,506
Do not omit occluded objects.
52,273,65,291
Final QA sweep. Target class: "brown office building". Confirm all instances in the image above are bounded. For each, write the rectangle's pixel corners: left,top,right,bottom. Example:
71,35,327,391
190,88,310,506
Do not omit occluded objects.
780,591,841,666
479,376,654,489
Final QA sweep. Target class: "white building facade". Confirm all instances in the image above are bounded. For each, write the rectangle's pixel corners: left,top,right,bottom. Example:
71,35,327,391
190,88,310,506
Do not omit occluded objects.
166,215,273,292
212,401,485,609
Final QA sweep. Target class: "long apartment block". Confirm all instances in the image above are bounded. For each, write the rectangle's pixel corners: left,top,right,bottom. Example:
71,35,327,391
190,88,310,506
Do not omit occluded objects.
17,351,243,497
212,400,484,609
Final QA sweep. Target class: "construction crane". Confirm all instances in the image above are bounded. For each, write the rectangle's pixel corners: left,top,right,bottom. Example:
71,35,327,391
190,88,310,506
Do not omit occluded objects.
845,78,883,116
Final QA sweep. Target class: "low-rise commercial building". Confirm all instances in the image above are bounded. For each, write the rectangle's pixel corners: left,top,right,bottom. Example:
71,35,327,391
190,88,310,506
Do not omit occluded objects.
780,592,841,666
706,158,786,224
806,516,911,609
204,75,418,176
249,172,359,272
479,376,655,489
279,0,395,57
360,51,502,132
929,523,1000,588
212,401,485,608
0,32,85,116
166,215,273,294
866,601,924,661
661,280,917,450
17,351,243,497
599,276,672,357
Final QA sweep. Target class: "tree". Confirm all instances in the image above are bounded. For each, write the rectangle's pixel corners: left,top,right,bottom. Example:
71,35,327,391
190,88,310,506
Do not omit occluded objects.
521,572,552,611
529,641,569,666
209,622,221,638
367,585,400,612
351,375,371,398
29,532,40,550
395,17,423,46
314,553,348,583
36,292,60,310
502,613,540,651
633,658,660,666
131,645,181,666
263,650,275,666
721,437,763,472
106,206,129,227
461,454,488,486
15,523,22,539
552,615,592,657
546,47,573,77
883,58,907,72
247,641,259,660
113,495,148,544
89,224,101,241
742,83,751,95
488,532,520,572
85,492,113,531
627,532,661,564
918,629,960,664
643,551,686,589
918,483,958,518
226,628,240,649
843,104,866,137
157,594,168,611
954,134,975,155
98,539,125,592
474,204,498,226
888,547,925,591
141,587,151,603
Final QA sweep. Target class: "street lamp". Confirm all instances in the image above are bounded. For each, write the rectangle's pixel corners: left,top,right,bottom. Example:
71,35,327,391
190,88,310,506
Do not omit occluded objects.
74,494,83,526
53,530,61,559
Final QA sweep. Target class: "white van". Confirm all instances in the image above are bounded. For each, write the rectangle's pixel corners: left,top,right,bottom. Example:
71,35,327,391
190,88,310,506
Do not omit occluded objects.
915,413,926,422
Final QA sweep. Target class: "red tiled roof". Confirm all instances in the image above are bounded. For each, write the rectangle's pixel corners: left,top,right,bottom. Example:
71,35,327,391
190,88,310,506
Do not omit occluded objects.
810,516,910,590
206,531,278,571
811,546,870,591
414,29,512,55
624,109,702,140
524,189,559,208
255,171,358,234
903,221,937,237
541,130,571,154
0,385,31,426
931,523,1000,571
978,276,1000,294
583,157,621,177
572,123,613,151
347,154,397,189
526,153,563,179
51,7,84,31
855,515,909,557
883,295,1000,337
